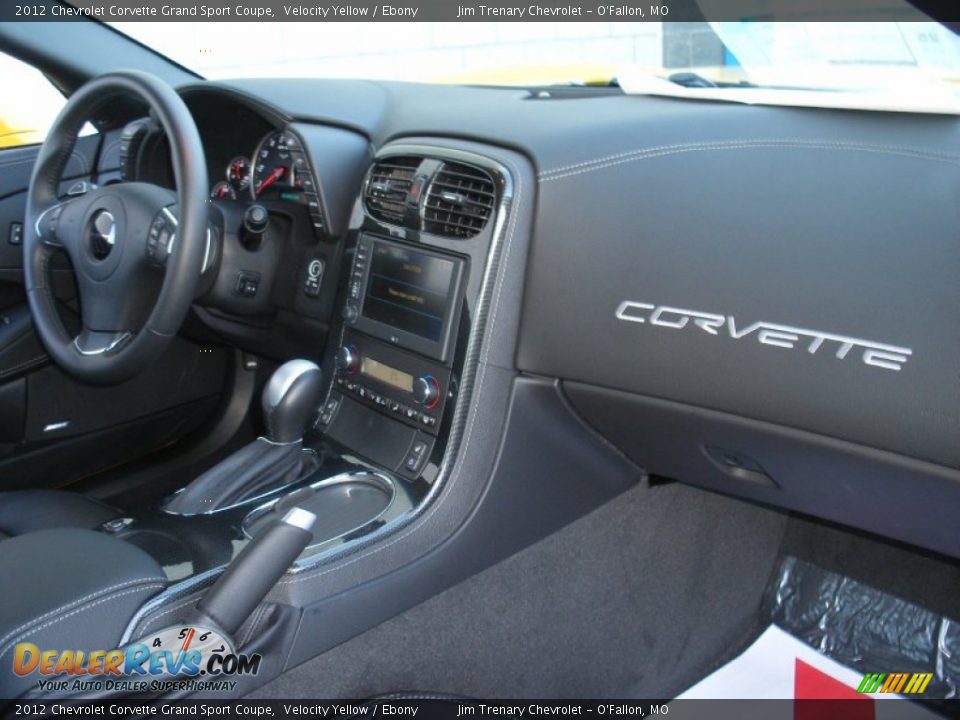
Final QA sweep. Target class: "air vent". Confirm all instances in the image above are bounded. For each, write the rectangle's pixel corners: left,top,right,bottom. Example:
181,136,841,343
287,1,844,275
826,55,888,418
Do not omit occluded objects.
365,157,420,225
424,162,495,238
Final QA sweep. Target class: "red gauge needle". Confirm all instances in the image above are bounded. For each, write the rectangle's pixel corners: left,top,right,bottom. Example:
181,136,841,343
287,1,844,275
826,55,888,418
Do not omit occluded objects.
255,167,285,196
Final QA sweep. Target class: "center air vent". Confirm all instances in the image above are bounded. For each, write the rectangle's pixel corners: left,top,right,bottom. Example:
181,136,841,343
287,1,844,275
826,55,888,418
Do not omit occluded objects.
364,157,420,225
423,162,495,238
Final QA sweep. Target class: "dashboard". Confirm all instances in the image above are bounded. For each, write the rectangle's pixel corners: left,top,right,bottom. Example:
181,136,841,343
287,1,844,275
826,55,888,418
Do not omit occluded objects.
99,78,960,561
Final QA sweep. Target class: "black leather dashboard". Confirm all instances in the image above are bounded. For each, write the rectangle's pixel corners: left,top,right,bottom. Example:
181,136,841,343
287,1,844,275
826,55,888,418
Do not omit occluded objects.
20,73,960,555
520,134,960,470
186,79,960,555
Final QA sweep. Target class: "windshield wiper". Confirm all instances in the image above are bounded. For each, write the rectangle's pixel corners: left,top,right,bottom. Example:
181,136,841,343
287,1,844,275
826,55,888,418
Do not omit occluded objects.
667,71,756,89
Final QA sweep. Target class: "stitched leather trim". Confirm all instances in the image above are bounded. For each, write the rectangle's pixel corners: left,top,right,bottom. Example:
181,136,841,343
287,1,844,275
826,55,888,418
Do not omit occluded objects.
0,582,165,667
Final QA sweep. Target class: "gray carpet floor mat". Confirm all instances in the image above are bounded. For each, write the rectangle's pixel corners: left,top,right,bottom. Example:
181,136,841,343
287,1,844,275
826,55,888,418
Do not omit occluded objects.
250,480,788,699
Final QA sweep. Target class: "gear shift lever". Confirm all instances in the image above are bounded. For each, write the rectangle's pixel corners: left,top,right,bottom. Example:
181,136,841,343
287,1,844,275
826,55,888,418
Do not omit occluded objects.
262,359,325,443
163,359,324,515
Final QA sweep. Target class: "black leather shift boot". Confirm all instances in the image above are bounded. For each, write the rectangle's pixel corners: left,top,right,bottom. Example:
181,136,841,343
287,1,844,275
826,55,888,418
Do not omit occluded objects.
163,438,304,514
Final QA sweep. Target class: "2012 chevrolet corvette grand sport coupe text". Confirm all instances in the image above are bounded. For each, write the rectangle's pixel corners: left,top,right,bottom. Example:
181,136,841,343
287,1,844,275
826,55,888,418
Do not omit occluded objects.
0,4,958,714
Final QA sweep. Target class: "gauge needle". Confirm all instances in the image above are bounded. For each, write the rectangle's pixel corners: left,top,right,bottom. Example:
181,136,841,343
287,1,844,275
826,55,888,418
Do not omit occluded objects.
255,167,285,196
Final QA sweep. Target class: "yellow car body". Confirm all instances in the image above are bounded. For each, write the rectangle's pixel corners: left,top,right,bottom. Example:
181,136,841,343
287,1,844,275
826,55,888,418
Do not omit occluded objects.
0,117,42,148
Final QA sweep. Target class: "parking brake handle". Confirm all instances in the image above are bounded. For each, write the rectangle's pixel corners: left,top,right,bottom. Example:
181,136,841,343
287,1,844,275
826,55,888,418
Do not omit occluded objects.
192,507,316,636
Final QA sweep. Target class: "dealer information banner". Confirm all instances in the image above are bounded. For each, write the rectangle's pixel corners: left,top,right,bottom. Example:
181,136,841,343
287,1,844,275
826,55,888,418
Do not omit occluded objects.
0,699,949,719
0,0,950,22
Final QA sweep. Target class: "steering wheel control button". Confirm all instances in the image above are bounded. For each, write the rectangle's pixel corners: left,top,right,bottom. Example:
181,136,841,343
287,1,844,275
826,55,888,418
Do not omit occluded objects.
65,180,93,197
235,271,260,297
147,210,177,265
36,204,64,245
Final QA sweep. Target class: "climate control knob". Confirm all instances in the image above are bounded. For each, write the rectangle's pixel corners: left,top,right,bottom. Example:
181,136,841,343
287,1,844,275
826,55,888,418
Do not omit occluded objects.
335,345,359,374
413,375,440,409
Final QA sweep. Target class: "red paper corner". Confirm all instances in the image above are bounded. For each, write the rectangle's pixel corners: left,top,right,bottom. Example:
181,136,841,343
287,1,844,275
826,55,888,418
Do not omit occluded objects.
794,657,875,720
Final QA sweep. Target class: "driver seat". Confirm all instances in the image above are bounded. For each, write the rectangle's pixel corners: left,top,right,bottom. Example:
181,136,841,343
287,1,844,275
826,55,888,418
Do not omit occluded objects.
0,489,121,540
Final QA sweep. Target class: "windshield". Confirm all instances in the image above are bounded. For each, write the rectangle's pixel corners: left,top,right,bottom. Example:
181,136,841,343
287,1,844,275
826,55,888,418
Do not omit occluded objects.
112,20,960,105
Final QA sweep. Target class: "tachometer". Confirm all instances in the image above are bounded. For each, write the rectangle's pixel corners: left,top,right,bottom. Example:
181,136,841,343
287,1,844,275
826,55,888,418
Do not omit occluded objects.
251,130,310,200
226,155,250,190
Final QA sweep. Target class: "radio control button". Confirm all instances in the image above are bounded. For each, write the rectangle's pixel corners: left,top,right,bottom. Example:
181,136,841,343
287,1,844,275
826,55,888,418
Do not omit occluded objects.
336,345,359,374
317,396,341,427
402,439,430,474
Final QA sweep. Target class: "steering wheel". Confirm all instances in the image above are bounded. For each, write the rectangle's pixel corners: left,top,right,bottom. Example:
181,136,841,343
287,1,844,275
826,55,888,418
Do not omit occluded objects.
24,71,208,384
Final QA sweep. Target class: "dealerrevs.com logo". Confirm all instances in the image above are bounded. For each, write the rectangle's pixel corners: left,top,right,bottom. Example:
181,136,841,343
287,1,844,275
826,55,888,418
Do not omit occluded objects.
12,625,261,694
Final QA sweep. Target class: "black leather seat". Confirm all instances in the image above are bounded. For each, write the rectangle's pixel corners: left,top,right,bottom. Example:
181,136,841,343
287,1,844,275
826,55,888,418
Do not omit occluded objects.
0,527,166,698
0,489,120,539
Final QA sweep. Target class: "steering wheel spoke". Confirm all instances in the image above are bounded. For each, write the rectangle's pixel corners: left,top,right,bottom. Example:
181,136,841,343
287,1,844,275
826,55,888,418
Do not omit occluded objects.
74,329,132,356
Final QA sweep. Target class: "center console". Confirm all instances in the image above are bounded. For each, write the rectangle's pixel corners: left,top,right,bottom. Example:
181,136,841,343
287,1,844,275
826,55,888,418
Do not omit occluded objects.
319,234,468,480
90,147,507,651
1,124,528,703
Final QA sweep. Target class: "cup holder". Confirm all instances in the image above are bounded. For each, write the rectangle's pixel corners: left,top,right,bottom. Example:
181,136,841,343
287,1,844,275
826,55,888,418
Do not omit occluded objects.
241,471,396,548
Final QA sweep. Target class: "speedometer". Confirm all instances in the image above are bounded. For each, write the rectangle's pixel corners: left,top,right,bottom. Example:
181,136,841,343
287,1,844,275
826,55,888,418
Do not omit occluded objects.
249,129,326,235
251,130,311,200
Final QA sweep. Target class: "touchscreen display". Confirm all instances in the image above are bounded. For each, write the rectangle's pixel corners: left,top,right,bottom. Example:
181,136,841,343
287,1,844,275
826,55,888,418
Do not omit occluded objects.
362,242,456,342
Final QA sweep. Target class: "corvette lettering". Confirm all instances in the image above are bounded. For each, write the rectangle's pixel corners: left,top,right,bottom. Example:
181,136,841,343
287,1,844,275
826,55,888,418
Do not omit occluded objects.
615,301,912,372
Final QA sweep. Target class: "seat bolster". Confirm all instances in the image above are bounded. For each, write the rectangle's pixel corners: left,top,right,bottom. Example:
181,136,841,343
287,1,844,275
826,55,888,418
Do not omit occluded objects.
0,528,166,699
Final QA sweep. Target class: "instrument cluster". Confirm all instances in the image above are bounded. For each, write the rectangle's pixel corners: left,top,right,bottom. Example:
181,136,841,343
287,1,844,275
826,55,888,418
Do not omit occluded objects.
209,130,325,234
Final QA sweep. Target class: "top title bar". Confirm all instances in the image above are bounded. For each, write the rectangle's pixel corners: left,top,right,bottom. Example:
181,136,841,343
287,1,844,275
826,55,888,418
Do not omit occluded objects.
0,0,944,22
